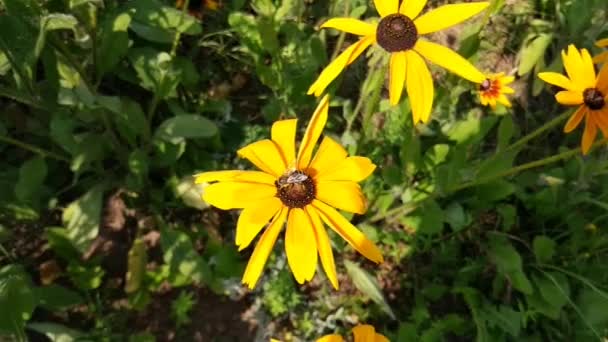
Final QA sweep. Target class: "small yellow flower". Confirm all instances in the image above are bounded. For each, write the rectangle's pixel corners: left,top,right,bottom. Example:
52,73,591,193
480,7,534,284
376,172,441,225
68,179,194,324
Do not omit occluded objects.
538,45,608,154
316,324,389,342
308,0,489,124
594,38,608,64
195,96,383,289
477,72,515,109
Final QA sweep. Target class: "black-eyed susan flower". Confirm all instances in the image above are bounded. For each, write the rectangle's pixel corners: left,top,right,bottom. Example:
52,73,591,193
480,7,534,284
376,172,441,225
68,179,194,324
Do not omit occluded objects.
316,324,389,342
538,45,608,154
594,38,608,64
195,96,382,289
308,0,489,124
176,0,220,18
477,72,515,109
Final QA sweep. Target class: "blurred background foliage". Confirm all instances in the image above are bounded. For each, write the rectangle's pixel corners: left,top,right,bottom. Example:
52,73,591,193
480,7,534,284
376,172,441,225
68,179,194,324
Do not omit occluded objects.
0,0,608,341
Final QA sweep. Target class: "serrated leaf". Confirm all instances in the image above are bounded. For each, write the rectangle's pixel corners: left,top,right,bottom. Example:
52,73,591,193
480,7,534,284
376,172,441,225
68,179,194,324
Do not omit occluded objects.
62,185,104,253
344,260,395,319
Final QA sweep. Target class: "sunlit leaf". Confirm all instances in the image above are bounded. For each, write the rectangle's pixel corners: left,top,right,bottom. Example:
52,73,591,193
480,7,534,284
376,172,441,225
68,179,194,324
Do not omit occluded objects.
344,260,395,319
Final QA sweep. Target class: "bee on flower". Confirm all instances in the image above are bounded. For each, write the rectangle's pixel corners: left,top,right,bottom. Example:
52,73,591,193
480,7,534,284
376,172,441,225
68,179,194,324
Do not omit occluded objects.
538,45,608,154
476,72,515,109
309,0,490,124
195,96,382,289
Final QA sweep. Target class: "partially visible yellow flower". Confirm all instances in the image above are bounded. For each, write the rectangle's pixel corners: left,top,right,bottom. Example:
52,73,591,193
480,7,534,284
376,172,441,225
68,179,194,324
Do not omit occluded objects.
593,38,608,64
476,72,515,109
308,0,489,124
538,45,608,154
195,96,383,290
316,324,389,342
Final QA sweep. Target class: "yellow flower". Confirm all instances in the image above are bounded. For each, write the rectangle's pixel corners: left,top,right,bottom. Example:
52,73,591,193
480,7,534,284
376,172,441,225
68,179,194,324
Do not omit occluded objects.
308,0,489,124
538,45,608,154
195,96,383,289
477,72,515,109
316,324,389,342
594,38,608,64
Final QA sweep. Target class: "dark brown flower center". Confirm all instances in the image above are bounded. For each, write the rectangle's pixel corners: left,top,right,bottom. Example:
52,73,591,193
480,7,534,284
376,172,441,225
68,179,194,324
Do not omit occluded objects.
275,170,315,208
583,88,605,110
376,14,418,52
480,79,492,92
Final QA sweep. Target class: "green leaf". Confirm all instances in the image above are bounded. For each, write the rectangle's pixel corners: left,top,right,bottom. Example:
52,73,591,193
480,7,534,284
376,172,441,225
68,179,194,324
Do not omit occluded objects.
533,272,569,310
447,116,498,146
46,227,81,261
489,238,533,294
423,144,450,168
62,185,104,253
155,114,218,144
533,236,556,262
67,263,104,290
127,0,202,43
444,202,470,232
97,11,132,77
481,305,522,337
475,180,515,202
402,200,444,235
0,14,37,87
344,260,395,319
0,266,36,334
27,322,83,342
175,176,207,210
497,115,515,151
161,228,209,286
129,48,182,99
228,12,263,54
125,239,147,294
14,157,47,202
35,285,84,310
35,14,78,58
518,33,552,76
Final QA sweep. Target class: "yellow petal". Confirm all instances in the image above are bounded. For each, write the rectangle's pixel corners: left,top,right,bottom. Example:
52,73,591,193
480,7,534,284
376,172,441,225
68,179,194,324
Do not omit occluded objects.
312,200,383,263
203,182,276,210
374,0,398,17
414,40,485,83
564,106,587,133
315,156,377,182
405,50,434,123
306,206,338,289
501,85,515,94
596,63,608,93
316,335,344,342
236,197,283,251
596,38,608,48
308,35,375,96
316,181,367,214
194,170,275,185
242,207,287,289
581,115,598,155
580,48,597,86
497,94,512,107
399,0,427,19
321,18,376,36
555,90,583,105
389,51,407,105
537,72,574,91
593,51,608,64
237,139,287,177
308,136,348,177
562,45,595,90
297,95,329,169
272,119,298,167
501,75,515,85
285,208,318,284
352,325,376,342
375,334,390,342
414,2,489,35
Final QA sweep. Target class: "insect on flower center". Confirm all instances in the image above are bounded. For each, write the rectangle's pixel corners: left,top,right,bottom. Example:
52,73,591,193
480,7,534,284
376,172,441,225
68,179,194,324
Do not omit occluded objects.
583,88,605,110
479,78,499,97
376,14,418,52
275,170,315,208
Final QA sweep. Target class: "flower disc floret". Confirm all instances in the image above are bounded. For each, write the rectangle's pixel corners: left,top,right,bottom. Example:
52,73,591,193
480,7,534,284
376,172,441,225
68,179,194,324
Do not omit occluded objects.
583,88,605,110
376,14,418,52
275,170,316,208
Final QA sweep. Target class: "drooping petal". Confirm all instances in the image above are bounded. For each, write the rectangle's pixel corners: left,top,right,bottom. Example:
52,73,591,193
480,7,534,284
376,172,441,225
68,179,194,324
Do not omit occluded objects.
312,200,383,263
352,325,376,342
399,0,428,19
592,109,608,137
315,156,377,182
375,334,390,342
389,51,407,105
203,182,277,210
285,208,318,284
597,38,608,48
564,106,587,133
593,51,608,64
316,181,367,214
242,207,288,289
308,136,348,176
271,119,298,167
237,139,287,177
321,18,376,36
316,335,344,342
414,40,486,83
406,50,434,123
414,2,489,35
194,170,275,185
537,72,574,91
581,115,598,155
596,63,608,93
306,206,338,289
308,35,375,97
555,90,583,105
236,197,283,251
297,95,329,169
374,0,398,17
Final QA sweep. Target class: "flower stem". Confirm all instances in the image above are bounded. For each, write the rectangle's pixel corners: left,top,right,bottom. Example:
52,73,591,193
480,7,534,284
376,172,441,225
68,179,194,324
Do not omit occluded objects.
504,110,571,153
0,135,70,162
